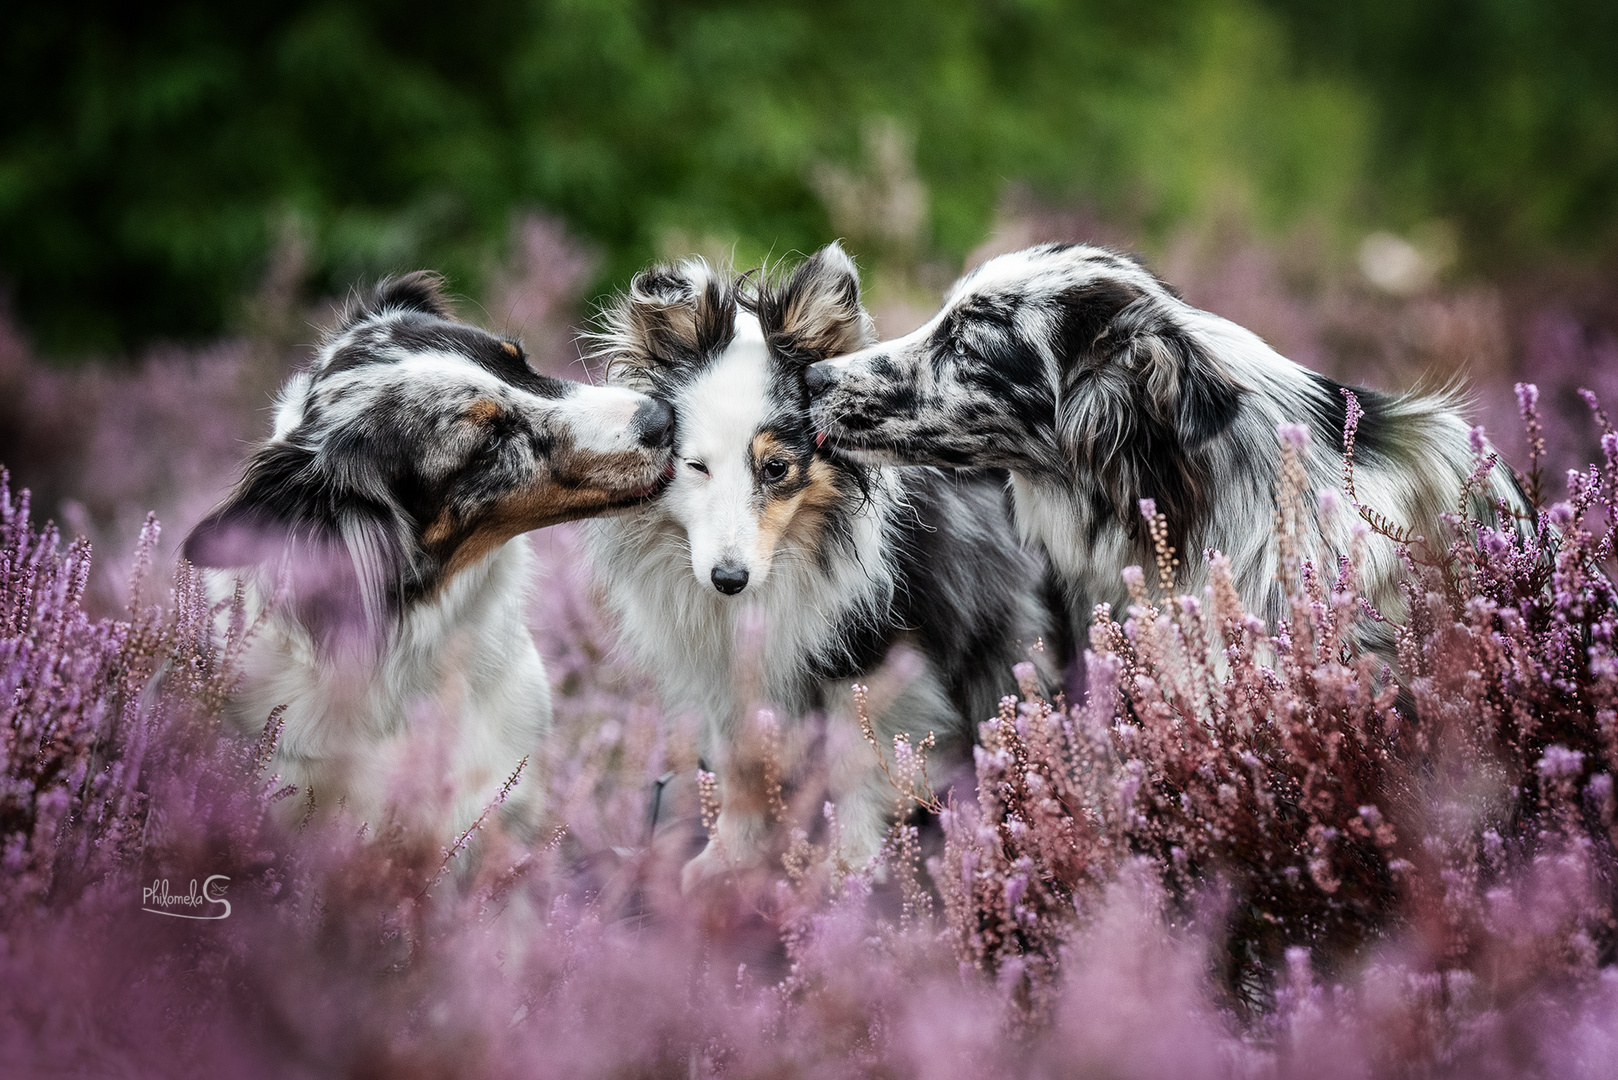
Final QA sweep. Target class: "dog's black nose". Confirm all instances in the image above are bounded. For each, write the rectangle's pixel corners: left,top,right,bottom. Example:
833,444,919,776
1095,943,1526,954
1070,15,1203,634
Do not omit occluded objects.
633,397,675,449
711,565,749,595
804,361,841,397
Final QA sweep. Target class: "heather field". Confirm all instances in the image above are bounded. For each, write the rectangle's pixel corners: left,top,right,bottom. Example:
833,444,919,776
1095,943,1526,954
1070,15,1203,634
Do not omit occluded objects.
4,213,1618,1078
5,4,1618,1073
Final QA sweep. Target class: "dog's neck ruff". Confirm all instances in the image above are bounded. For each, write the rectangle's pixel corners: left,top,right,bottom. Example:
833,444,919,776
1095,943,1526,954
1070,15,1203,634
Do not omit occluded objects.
214,537,550,837
585,469,899,734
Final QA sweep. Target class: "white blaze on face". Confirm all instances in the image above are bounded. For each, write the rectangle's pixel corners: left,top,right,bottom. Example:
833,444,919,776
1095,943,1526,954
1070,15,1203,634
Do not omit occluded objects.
666,313,773,589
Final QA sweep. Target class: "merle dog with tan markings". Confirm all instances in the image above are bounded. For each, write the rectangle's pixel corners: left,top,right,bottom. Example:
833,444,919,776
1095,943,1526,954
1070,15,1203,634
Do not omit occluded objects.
806,242,1531,654
185,272,675,843
586,245,1053,887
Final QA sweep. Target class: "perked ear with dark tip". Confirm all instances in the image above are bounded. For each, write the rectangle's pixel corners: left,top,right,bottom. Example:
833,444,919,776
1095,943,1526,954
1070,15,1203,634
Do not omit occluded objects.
758,242,876,364
591,259,735,388
335,270,452,333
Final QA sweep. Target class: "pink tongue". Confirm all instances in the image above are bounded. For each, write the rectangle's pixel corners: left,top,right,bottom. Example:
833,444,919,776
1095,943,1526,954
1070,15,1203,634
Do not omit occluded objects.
815,430,827,448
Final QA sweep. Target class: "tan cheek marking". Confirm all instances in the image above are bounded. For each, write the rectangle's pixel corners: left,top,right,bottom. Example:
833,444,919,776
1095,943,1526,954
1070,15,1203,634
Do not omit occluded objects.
779,457,844,550
423,510,457,550
751,431,793,468
433,483,598,586
750,432,801,565
754,489,806,565
755,457,843,563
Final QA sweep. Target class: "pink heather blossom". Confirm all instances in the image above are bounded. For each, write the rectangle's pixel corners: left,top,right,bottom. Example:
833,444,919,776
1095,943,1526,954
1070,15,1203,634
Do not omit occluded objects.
1537,744,1585,778
1517,381,1541,412
1277,421,1311,449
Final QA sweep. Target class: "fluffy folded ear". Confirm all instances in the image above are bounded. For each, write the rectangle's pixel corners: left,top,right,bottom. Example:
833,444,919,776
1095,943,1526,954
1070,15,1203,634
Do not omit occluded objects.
592,259,736,392
1054,282,1243,548
756,243,876,364
184,443,322,570
184,442,412,652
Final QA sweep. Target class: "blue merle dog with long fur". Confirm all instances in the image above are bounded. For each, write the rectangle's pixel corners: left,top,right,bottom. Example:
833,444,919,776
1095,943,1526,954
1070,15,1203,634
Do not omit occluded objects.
805,243,1531,655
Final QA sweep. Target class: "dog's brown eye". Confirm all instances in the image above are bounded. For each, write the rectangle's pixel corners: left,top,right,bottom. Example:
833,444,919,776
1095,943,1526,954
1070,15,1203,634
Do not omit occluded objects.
685,460,710,476
761,458,789,482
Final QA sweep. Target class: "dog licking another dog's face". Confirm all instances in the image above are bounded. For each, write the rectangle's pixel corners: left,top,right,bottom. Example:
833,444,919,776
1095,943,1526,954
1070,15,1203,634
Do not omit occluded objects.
186,272,676,642
184,273,679,848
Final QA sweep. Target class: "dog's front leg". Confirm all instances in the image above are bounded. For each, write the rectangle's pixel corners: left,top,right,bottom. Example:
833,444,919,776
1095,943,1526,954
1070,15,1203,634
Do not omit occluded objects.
824,656,957,877
825,765,892,874
680,752,776,893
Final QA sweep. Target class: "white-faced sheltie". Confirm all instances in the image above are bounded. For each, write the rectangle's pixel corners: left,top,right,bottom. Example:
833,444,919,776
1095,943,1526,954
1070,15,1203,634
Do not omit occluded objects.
586,245,1053,887
805,242,1531,656
184,272,674,843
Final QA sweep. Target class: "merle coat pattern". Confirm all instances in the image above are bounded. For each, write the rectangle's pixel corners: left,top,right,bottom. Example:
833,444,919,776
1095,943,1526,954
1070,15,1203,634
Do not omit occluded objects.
185,272,675,842
805,243,1530,656
586,245,1053,885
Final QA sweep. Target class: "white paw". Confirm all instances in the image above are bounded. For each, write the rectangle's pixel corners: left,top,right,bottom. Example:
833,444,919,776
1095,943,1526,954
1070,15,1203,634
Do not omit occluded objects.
680,842,734,893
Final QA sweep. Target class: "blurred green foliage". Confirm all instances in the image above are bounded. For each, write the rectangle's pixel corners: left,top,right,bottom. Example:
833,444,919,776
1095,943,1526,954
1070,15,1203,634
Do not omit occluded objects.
2,0,1613,355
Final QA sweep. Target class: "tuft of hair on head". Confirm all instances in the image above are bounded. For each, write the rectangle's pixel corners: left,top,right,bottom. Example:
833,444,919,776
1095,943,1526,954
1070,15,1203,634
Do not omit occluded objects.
335,270,453,333
751,242,876,365
588,258,737,391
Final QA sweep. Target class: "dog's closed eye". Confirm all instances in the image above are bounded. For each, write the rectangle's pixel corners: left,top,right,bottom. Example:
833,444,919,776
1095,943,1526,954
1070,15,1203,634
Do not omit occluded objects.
685,460,710,476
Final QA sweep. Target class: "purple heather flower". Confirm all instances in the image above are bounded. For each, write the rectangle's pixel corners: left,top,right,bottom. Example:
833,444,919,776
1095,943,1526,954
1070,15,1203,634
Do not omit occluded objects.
1004,873,1029,909
1516,381,1540,413
1537,745,1585,779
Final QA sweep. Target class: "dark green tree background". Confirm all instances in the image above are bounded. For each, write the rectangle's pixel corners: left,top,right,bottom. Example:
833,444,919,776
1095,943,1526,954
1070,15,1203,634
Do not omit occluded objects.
3,0,1614,355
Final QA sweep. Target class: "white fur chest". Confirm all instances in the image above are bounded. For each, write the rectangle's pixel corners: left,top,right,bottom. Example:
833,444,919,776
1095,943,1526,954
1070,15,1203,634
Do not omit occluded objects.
1010,472,1133,617
585,482,895,751
212,540,551,839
